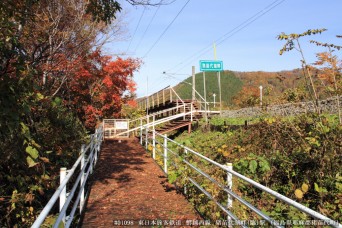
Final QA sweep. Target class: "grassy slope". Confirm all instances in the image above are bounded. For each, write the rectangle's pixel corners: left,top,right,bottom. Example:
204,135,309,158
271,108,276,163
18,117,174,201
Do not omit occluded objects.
170,115,341,221
174,71,243,106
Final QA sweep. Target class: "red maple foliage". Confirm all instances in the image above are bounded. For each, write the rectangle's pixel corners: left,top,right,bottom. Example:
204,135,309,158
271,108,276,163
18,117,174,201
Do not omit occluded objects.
68,50,141,129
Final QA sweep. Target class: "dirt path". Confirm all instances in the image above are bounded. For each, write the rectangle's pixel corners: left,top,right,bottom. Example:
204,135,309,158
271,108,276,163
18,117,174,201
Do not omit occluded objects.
81,138,201,227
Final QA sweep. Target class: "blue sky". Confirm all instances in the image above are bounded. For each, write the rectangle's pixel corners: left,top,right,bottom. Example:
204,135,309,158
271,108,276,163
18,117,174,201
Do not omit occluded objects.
106,0,342,97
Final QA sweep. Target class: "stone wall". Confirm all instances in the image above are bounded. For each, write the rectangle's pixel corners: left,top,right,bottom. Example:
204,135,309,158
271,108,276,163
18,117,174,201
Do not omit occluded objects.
221,96,342,118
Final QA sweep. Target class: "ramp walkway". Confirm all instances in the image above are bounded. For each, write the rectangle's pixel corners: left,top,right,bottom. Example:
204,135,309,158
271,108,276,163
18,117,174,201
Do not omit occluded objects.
81,138,200,227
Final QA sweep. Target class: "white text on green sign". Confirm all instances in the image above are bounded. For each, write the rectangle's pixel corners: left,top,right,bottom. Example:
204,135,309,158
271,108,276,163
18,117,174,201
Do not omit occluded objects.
200,60,223,72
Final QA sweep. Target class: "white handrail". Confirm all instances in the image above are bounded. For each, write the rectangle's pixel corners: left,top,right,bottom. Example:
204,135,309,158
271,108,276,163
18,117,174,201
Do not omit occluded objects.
31,126,104,228
142,127,341,228
112,110,193,138
130,103,189,126
170,86,185,105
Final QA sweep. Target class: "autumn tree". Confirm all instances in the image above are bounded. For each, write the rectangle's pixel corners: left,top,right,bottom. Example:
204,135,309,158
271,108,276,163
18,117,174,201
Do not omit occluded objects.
278,29,342,122
277,29,333,113
233,86,260,108
66,51,141,129
0,0,146,226
313,50,342,124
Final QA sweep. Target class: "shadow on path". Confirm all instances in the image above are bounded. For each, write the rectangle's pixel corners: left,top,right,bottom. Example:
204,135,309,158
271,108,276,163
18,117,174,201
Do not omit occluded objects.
81,138,200,227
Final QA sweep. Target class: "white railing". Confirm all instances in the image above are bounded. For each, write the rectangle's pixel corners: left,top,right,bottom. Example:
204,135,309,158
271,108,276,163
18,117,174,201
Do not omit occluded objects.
107,103,202,139
137,85,181,110
107,100,221,139
141,126,341,228
31,126,104,228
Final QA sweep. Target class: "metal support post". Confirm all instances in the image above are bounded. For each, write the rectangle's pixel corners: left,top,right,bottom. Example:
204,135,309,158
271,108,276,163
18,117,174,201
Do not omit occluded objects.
226,163,233,224
59,167,67,225
90,140,93,174
218,71,222,116
203,72,208,122
94,130,98,166
183,105,186,120
164,134,167,174
152,116,155,159
140,119,143,145
145,126,148,149
184,148,188,194
80,145,85,213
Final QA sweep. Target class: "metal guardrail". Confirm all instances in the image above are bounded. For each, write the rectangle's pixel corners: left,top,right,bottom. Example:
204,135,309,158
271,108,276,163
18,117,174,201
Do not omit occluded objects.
31,126,104,228
141,126,341,228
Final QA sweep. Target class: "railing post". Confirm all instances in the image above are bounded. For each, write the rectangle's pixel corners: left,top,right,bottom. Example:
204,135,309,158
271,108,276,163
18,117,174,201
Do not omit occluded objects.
90,138,94,174
164,134,167,174
226,163,233,224
94,130,98,166
152,94,155,107
157,92,160,106
163,89,165,105
191,103,193,122
183,105,186,120
147,97,149,111
59,167,67,225
152,115,155,159
184,148,188,194
140,119,143,145
113,120,116,137
145,126,148,149
80,145,85,214
97,128,101,152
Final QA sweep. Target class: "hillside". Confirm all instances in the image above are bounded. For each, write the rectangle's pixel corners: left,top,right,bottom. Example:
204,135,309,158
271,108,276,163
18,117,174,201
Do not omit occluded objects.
174,69,305,107
174,71,243,106
234,69,303,91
